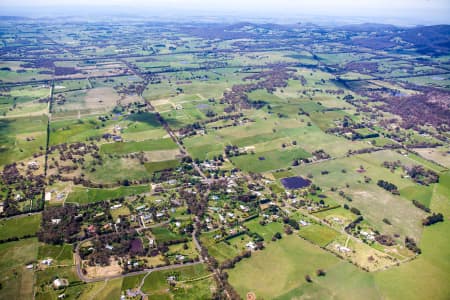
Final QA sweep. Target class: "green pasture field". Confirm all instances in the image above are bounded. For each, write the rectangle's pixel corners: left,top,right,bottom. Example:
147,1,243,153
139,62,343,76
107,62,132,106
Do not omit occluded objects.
0,115,47,166
161,109,206,129
119,112,168,140
3,101,48,118
373,219,450,300
140,264,210,293
182,135,225,161
200,231,240,263
35,266,80,286
53,79,91,93
37,243,73,265
121,127,167,141
297,101,327,113
35,266,82,300
399,185,433,207
230,51,298,66
272,170,295,179
309,110,351,131
159,99,230,130
316,52,375,65
245,217,284,242
298,223,341,247
337,184,425,242
292,151,442,241
0,238,39,300
230,147,311,173
366,136,398,147
403,132,444,148
171,276,215,300
228,235,343,299
431,171,450,215
339,71,375,80
143,81,179,101
84,157,150,184
124,265,213,300
294,150,436,191
247,89,284,103
313,207,358,228
144,159,180,174
49,116,112,145
51,89,86,112
229,225,450,300
151,226,185,243
305,193,340,208
100,138,177,155
0,85,50,104
0,67,52,83
167,241,198,261
65,184,150,205
78,278,122,300
50,112,167,145
0,84,49,108
285,52,319,66
89,74,142,88
110,206,131,220
123,112,160,127
121,273,144,290
401,74,450,90
0,213,41,240
273,261,379,300
271,125,368,158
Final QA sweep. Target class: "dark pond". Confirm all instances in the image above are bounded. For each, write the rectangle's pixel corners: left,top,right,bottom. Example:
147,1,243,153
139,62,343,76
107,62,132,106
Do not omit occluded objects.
280,176,311,189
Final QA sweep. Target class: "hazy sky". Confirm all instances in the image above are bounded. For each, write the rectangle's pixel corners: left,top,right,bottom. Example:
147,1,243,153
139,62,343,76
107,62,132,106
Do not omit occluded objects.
1,0,449,24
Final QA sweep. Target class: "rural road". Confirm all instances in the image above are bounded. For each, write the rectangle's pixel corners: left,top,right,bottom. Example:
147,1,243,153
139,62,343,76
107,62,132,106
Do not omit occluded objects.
76,260,202,283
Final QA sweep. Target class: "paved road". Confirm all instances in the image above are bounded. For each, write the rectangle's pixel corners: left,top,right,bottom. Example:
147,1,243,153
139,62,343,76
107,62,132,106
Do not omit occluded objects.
78,261,203,283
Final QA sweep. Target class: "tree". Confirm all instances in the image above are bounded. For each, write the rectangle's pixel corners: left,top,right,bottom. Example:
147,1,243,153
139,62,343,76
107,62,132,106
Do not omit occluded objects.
316,269,326,276
350,207,361,215
284,225,293,235
305,275,312,282
422,213,444,226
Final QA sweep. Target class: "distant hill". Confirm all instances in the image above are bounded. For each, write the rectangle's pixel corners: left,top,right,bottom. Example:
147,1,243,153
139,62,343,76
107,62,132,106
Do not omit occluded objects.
400,25,450,54
346,24,450,55
0,16,29,21
339,23,399,32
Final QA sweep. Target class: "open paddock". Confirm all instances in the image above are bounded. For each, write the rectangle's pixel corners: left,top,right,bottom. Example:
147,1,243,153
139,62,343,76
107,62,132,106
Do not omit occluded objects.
66,184,150,205
100,137,177,155
0,213,41,240
0,238,39,300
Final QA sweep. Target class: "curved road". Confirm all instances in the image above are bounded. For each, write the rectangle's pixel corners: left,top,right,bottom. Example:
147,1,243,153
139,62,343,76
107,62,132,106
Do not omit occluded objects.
74,222,205,283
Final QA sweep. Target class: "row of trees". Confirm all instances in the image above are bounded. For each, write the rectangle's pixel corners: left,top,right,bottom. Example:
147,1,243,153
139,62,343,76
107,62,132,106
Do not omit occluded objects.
422,213,444,226
377,180,399,194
